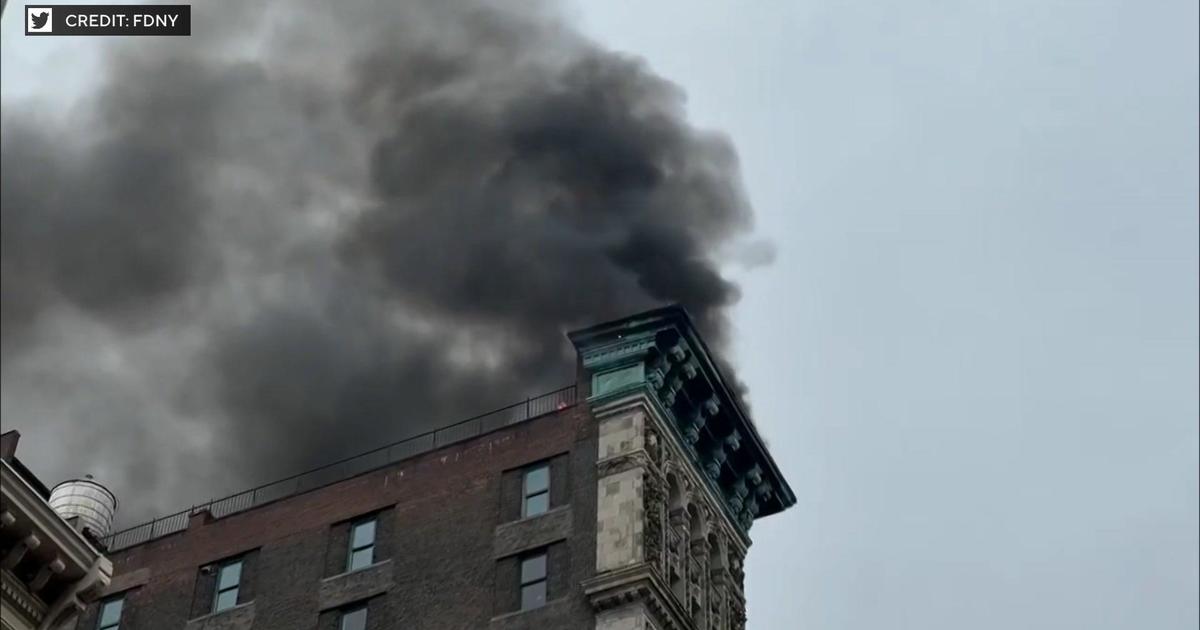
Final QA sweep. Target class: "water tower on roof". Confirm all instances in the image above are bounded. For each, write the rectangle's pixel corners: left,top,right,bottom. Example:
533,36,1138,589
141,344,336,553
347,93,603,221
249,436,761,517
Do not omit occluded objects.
49,474,119,538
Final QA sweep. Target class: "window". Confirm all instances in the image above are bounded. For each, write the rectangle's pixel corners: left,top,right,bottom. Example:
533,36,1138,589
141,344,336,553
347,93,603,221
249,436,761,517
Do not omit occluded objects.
347,517,377,571
340,604,368,630
96,596,124,630
213,559,242,613
519,550,548,611
522,464,549,517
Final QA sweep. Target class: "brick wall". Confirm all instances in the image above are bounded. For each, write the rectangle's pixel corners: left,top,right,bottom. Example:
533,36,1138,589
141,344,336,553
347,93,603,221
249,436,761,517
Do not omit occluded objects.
79,404,599,630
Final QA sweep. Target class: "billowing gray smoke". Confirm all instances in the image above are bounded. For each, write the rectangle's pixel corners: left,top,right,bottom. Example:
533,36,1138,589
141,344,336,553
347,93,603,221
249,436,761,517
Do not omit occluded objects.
0,0,767,523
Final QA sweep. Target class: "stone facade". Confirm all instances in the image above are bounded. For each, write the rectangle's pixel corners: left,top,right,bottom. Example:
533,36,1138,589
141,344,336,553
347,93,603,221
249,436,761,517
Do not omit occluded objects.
585,395,749,630
0,431,113,630
573,306,794,630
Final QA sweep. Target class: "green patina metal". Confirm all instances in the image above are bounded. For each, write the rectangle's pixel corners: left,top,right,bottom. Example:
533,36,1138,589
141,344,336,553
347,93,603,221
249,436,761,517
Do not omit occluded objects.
592,363,646,399
569,305,797,537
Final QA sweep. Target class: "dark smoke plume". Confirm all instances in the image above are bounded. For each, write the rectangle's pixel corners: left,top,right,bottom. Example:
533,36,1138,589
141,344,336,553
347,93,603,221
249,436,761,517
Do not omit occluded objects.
0,0,766,523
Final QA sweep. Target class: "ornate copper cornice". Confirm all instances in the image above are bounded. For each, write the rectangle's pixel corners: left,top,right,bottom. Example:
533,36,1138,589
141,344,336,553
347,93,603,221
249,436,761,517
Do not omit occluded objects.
569,305,796,537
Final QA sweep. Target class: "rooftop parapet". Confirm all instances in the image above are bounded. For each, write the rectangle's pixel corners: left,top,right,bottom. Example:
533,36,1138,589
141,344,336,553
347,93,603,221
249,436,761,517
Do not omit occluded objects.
569,305,797,534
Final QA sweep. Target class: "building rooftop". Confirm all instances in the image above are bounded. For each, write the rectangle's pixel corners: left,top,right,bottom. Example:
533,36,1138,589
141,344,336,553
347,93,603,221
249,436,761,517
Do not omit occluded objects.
99,304,797,551
101,385,579,551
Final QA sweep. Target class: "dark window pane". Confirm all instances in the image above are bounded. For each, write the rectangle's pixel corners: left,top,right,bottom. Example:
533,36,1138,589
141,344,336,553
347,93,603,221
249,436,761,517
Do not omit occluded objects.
217,561,242,591
214,587,238,612
523,465,549,495
351,519,376,549
349,547,374,571
98,598,123,628
520,581,547,610
524,492,549,517
340,606,368,630
520,553,546,584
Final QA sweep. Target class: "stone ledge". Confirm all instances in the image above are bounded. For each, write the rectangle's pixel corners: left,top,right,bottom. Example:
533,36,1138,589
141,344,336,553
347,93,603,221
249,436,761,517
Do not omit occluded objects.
2,568,48,624
493,506,572,559
317,559,393,611
597,601,655,630
597,450,656,479
488,597,571,629
184,601,255,630
583,563,691,630
102,567,150,596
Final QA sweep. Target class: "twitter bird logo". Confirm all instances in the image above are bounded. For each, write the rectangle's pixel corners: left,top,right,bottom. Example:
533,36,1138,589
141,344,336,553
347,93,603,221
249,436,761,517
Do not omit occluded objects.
27,7,53,33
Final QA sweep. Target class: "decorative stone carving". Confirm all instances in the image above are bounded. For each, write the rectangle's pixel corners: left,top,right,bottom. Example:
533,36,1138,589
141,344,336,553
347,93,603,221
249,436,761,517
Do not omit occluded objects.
702,462,720,482
592,400,755,629
681,359,699,380
644,470,666,576
645,425,662,469
597,451,652,479
626,407,754,630
661,374,687,407
701,505,717,534
577,308,796,630
729,553,745,586
647,353,670,390
737,497,760,533
730,594,747,630
630,437,760,630
667,512,688,603
724,429,742,452
680,477,695,504
708,586,726,630
754,482,774,503
582,337,657,367
571,305,796,547
688,536,710,628
727,548,748,630
703,446,726,481
727,479,748,514
682,409,705,446
744,464,763,486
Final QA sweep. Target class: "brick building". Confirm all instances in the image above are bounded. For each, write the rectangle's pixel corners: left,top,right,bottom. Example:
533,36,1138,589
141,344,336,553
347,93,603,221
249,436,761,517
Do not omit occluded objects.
73,306,795,630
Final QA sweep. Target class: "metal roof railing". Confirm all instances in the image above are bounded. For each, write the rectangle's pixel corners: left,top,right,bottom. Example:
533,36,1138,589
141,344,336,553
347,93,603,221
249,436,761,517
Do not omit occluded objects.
101,385,578,552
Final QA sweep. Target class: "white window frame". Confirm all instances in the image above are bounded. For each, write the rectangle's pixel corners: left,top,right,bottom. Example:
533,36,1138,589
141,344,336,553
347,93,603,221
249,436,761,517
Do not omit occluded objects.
212,558,243,613
522,463,550,517
97,596,124,630
519,550,548,611
347,516,377,571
